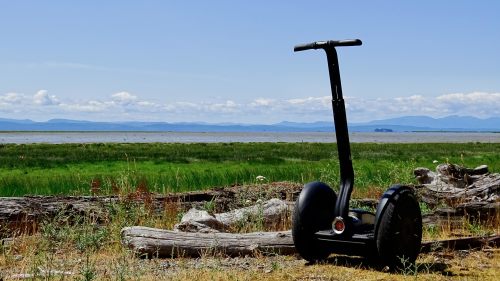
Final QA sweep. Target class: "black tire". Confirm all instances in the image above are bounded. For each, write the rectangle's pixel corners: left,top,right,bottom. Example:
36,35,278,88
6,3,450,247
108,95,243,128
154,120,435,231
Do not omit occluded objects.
292,182,336,262
376,187,422,270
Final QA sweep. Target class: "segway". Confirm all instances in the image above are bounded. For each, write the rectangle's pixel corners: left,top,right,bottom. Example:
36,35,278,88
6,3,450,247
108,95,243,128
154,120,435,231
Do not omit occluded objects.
292,39,422,269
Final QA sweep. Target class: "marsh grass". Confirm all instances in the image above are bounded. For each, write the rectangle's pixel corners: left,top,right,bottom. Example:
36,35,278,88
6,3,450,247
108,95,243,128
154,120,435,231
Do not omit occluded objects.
1,142,498,196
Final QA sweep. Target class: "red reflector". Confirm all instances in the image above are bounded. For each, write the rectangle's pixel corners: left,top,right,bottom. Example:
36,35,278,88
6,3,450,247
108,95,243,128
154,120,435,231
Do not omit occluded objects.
334,220,344,231
332,217,345,234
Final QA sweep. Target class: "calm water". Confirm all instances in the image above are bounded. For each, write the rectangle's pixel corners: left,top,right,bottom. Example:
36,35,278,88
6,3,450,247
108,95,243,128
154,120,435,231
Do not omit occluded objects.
0,131,498,144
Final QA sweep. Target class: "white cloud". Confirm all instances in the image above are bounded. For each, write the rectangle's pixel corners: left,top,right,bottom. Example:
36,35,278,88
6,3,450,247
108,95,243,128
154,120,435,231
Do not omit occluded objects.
111,91,137,105
250,98,275,107
33,90,59,106
0,93,25,104
137,101,158,107
341,92,500,121
60,100,110,112
0,93,29,113
207,100,240,113
1,90,499,123
285,96,330,112
287,96,330,106
435,92,500,116
163,102,198,112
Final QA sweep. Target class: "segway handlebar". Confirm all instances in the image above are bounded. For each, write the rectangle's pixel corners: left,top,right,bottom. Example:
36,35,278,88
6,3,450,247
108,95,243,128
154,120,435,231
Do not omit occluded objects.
294,39,362,52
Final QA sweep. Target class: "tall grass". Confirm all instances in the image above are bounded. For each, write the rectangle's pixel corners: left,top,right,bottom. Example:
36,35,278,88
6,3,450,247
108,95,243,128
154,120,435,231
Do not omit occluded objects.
0,142,498,196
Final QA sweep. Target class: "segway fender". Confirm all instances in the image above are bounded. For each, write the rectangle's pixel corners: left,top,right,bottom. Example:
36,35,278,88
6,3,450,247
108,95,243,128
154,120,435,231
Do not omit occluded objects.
373,184,412,240
373,184,422,268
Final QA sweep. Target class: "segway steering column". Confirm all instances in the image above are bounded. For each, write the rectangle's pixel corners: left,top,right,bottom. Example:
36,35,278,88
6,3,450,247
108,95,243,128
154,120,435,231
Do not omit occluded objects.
294,39,362,231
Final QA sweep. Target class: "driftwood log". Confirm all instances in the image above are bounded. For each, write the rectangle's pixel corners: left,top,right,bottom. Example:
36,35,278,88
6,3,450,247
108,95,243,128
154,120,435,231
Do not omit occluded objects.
121,227,500,258
415,163,499,206
415,163,500,226
0,182,304,234
0,190,230,237
121,226,295,257
420,235,500,253
0,196,111,237
0,186,380,237
174,198,292,233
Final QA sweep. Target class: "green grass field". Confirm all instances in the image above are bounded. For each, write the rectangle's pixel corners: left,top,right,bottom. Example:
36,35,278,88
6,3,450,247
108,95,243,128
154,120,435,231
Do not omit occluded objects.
0,142,499,196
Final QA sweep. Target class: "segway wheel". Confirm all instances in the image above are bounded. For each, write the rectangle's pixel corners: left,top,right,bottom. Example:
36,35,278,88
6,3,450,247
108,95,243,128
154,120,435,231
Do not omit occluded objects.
376,186,422,269
292,181,336,262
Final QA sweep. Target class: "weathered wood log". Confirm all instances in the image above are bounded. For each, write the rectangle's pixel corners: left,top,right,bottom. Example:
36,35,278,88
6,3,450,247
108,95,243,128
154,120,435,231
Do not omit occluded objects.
415,163,499,226
121,226,295,257
415,164,499,205
0,191,227,237
0,181,303,223
422,202,500,226
174,199,292,233
0,196,112,237
420,235,500,253
122,226,500,258
172,198,376,233
0,186,260,235
0,191,376,236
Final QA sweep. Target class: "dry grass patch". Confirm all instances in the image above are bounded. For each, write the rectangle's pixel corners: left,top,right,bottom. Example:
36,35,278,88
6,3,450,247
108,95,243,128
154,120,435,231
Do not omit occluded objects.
0,182,498,280
2,247,499,280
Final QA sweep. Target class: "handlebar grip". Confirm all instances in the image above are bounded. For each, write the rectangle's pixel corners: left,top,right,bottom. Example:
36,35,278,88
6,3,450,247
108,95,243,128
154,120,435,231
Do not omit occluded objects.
332,39,362,46
294,42,318,52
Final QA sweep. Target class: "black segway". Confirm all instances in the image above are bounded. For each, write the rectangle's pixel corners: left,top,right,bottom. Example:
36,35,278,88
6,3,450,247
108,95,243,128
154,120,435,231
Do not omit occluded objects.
292,39,422,269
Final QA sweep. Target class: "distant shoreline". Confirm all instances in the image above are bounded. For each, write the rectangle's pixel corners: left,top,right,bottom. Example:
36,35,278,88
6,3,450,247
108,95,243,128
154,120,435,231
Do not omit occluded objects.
0,130,498,133
1,131,499,144
410,130,499,133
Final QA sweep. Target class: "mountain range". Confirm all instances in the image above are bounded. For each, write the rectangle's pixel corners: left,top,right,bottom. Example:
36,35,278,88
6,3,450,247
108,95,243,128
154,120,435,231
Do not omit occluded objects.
0,116,498,132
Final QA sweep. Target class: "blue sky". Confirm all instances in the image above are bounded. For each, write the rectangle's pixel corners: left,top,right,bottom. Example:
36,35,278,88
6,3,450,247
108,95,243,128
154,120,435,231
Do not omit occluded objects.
1,1,499,123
